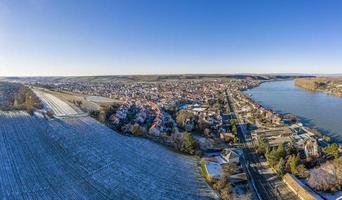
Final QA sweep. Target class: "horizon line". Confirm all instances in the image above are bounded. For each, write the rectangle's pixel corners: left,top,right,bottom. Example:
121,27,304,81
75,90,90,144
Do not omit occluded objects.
2,72,340,78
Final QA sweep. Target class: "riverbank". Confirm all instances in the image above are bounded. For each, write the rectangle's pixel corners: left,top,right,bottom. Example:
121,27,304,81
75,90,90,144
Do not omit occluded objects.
295,78,342,98
244,80,341,144
239,81,341,199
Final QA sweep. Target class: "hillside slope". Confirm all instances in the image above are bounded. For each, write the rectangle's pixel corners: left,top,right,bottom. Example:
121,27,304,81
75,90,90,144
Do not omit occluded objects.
0,91,216,199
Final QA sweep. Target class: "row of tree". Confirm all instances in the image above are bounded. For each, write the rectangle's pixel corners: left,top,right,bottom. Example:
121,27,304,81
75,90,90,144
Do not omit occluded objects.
264,144,307,177
13,86,43,114
229,119,239,143
0,82,43,113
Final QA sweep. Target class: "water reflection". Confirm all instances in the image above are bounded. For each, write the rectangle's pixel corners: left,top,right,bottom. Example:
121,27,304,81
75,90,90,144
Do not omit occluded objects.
245,80,342,143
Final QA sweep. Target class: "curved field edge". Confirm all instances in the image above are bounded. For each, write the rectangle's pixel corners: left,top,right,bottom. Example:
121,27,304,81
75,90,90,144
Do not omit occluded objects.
0,110,216,199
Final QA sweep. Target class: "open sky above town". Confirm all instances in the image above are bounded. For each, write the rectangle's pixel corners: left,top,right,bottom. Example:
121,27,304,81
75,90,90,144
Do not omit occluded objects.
1,0,342,76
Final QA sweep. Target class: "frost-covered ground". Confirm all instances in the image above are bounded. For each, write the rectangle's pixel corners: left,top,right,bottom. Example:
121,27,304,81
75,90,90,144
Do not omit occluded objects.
86,96,116,103
0,91,216,200
34,89,80,117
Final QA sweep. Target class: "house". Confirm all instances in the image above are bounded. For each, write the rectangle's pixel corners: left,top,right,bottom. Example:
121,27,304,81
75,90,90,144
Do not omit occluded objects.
221,149,240,164
149,124,161,136
272,114,282,125
135,111,146,124
304,137,320,157
116,110,127,119
220,132,234,142
204,148,241,181
229,173,247,184
109,114,120,125
265,111,273,119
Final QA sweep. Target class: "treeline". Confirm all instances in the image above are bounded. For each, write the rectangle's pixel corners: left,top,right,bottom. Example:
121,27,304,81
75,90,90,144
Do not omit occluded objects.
12,74,314,84
294,78,327,91
13,86,43,114
0,82,42,113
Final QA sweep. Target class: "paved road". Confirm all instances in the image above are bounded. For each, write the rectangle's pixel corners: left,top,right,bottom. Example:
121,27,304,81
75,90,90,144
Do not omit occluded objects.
225,90,300,200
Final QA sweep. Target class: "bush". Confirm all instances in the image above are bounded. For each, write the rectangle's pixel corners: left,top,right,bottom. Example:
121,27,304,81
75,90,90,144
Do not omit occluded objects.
275,158,286,176
323,143,340,159
287,154,300,175
296,164,309,178
221,164,236,178
323,135,332,143
233,136,239,143
175,132,198,154
130,123,147,136
220,185,232,200
213,179,226,191
46,110,54,118
183,132,198,153
231,124,238,135
256,136,269,155
176,110,194,128
266,147,280,167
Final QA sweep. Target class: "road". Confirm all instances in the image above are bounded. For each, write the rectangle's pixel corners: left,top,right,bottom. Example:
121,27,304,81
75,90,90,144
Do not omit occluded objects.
224,89,299,200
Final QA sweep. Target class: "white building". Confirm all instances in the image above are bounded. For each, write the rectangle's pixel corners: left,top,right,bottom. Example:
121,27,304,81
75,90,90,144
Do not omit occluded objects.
304,137,320,157
221,149,240,164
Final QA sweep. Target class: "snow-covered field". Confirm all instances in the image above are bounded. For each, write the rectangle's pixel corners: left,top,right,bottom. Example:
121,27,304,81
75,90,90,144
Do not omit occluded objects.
0,91,216,199
34,89,80,117
86,96,116,103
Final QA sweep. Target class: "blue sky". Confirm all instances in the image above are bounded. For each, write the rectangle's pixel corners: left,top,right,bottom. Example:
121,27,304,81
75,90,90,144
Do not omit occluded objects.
0,0,342,76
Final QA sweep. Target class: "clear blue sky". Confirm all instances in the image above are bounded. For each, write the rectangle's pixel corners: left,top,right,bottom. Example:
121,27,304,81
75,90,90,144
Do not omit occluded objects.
0,0,342,76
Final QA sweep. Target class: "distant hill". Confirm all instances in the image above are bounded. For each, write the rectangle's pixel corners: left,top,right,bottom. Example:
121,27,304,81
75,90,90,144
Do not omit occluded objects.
295,77,342,97
3,74,314,83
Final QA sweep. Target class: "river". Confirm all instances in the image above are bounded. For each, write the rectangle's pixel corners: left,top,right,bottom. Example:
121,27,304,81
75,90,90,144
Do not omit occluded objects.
245,80,342,143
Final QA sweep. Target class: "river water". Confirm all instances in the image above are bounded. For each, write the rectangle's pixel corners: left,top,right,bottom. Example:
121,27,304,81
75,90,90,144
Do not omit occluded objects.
245,80,342,143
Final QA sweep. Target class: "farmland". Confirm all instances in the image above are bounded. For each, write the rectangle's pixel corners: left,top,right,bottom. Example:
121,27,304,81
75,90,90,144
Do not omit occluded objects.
34,89,81,116
0,91,216,199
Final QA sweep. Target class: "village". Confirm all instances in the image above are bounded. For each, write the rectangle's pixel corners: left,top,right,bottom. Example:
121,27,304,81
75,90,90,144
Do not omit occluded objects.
229,88,341,200
24,77,341,200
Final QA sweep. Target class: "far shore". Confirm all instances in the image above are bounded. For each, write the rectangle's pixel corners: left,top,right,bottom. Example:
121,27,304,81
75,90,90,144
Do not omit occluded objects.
243,80,341,144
